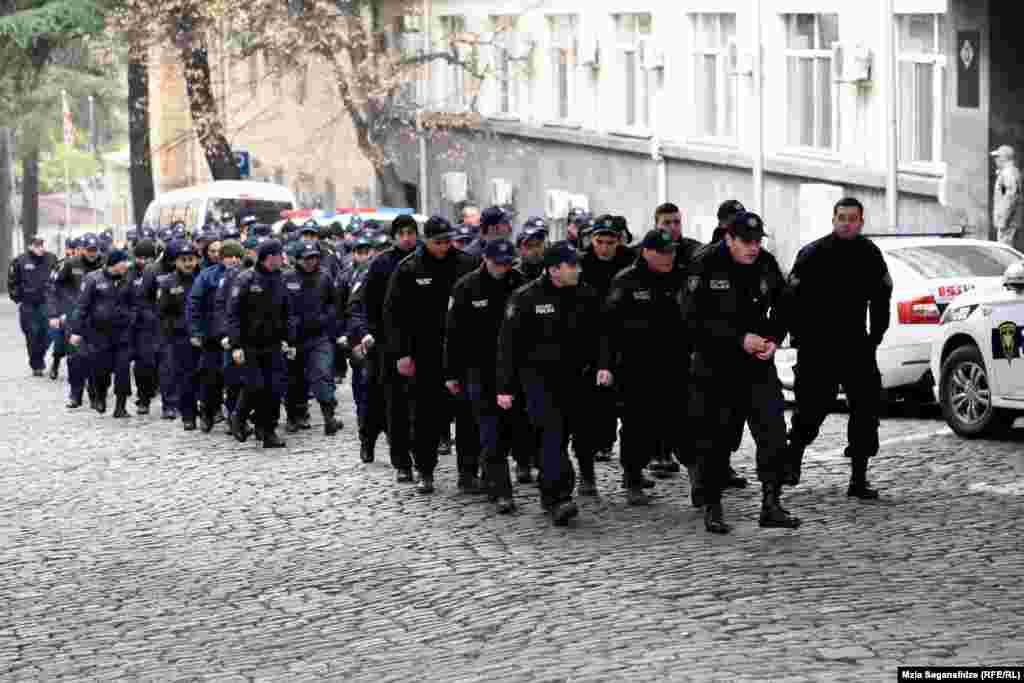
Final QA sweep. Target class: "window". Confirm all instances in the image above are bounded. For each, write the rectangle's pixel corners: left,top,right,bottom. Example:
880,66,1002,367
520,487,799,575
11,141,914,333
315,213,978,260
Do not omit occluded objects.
492,15,522,116
897,14,946,166
614,13,653,129
439,15,467,110
690,13,737,140
547,15,578,122
783,13,840,152
888,244,1021,279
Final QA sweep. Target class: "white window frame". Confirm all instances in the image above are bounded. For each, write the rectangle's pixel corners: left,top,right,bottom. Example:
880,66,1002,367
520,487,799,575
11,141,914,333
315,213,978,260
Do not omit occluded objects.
491,15,523,120
545,14,580,128
439,14,468,112
782,13,841,157
688,13,738,145
896,13,946,173
397,14,427,105
611,13,654,136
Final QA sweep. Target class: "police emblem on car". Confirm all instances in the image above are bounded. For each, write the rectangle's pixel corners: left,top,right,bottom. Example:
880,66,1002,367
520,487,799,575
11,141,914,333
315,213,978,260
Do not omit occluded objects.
993,321,1020,364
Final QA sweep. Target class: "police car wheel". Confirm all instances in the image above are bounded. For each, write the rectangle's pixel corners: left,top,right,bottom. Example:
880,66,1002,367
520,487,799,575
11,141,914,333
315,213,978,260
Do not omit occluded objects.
939,345,1015,438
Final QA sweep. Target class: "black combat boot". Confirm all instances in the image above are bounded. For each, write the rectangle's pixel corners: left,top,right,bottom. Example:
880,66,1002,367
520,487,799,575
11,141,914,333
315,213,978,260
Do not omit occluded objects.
136,397,150,415
200,407,215,433
725,466,749,488
112,396,129,418
847,458,880,500
262,429,286,448
321,401,342,436
66,393,83,409
550,500,579,526
183,418,197,431
285,414,302,433
704,502,732,534
759,482,801,528
416,473,435,494
780,443,803,487
359,436,375,463
94,391,107,414
48,356,62,380
230,393,250,443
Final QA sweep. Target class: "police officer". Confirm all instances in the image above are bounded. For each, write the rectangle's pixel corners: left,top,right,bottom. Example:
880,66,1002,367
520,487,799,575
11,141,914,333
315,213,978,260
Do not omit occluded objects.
129,240,159,415
580,215,635,464
445,238,526,512
683,212,800,533
47,237,81,380
70,249,136,417
465,207,512,259
599,230,688,505
213,241,247,428
158,240,202,431
362,214,421,480
783,197,892,500
346,231,390,463
8,236,57,376
284,241,343,437
383,216,478,493
515,218,548,282
48,233,104,408
710,200,745,244
188,237,233,433
226,239,290,448
566,208,592,249
497,241,602,525
452,224,476,252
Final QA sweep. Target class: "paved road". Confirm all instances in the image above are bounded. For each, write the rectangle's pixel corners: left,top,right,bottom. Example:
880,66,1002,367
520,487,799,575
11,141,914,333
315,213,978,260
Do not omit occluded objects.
0,300,1021,682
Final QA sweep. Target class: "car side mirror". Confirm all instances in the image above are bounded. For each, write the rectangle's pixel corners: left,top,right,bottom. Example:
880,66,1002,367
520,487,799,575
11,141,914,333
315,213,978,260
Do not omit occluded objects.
1003,261,1024,292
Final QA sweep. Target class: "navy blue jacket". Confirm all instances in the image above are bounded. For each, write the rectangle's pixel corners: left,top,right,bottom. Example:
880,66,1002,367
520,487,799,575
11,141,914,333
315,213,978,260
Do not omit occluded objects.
283,266,337,346
344,265,372,343
188,263,226,342
71,268,137,341
8,250,57,305
46,254,103,319
226,265,289,351
212,265,243,343
157,270,198,339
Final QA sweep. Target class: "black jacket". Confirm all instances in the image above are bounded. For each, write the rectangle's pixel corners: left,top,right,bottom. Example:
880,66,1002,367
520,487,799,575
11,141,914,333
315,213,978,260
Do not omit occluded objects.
785,233,892,351
46,254,103,319
8,251,57,305
72,268,137,341
344,265,372,343
514,257,545,282
444,264,526,383
383,247,478,367
580,246,636,301
362,245,417,341
496,275,601,394
284,266,338,345
157,270,198,339
226,264,289,352
212,265,244,343
681,242,787,378
599,257,687,377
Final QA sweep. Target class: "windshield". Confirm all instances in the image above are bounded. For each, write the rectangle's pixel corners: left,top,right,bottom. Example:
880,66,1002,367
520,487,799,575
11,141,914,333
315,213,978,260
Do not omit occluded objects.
886,244,1022,279
206,198,293,227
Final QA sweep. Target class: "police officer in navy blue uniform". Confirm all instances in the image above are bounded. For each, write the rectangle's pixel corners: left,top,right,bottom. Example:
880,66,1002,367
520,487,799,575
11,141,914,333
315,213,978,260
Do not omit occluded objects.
283,241,343,437
226,239,290,449
497,241,602,525
361,215,421,480
682,212,800,534
158,240,202,431
213,241,247,427
70,249,137,417
599,229,689,505
48,233,104,408
47,236,81,380
129,240,159,415
8,236,57,376
580,215,636,465
445,238,526,512
465,207,512,260
782,197,893,500
188,238,236,432
383,216,479,493
566,208,592,250
515,218,548,282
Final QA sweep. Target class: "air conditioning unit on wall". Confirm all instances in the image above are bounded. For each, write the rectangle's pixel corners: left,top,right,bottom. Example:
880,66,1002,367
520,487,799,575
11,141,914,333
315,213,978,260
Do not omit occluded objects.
567,194,589,213
545,189,570,220
491,178,514,206
442,172,468,203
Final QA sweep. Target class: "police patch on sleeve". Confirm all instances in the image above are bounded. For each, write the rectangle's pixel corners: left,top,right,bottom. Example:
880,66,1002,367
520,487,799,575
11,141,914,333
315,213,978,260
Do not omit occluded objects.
448,296,455,311
688,276,700,292
505,301,517,319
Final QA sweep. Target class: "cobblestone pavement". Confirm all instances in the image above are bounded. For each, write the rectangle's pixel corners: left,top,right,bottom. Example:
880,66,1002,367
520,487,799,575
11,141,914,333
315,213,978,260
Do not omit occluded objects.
0,300,1021,682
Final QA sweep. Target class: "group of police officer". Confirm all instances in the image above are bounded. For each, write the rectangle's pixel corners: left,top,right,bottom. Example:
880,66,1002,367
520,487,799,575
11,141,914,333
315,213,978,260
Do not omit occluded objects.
8,196,892,531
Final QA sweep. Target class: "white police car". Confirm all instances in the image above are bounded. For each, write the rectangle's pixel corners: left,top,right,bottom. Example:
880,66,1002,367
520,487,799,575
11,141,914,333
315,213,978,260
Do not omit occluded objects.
930,260,1024,437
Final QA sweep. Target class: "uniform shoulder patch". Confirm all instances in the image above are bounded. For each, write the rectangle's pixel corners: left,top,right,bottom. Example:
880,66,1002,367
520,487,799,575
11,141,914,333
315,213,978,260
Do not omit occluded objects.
687,275,701,292
505,301,517,319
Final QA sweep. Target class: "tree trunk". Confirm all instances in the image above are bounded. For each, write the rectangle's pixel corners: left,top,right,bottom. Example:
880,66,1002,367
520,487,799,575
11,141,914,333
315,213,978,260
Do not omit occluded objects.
376,164,408,208
0,128,12,289
21,144,40,244
128,56,155,227
181,42,240,181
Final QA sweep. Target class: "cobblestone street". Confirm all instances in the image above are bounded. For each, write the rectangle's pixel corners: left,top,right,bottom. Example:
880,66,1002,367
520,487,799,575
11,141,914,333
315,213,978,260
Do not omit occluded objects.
1,300,1021,682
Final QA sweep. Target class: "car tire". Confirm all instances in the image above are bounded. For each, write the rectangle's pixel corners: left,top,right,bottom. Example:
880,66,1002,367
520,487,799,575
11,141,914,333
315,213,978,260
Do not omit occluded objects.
939,345,1015,438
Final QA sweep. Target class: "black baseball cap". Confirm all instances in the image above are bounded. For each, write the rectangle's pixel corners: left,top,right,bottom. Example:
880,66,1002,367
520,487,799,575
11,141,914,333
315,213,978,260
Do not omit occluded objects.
480,207,509,228
423,216,455,240
590,215,619,237
717,200,746,223
484,238,517,265
640,229,677,254
543,240,580,268
727,211,769,240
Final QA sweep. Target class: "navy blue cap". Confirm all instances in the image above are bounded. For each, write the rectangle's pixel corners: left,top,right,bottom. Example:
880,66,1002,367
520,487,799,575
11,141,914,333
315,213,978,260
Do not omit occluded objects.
480,206,509,228
126,228,138,242
454,224,476,242
484,238,517,265
298,242,321,259
106,249,130,267
517,226,549,246
172,240,197,259
353,232,374,249
257,239,284,261
220,227,241,241
240,215,259,227
567,207,592,225
543,240,580,268
156,228,173,243
300,221,319,235
522,216,548,231
423,215,455,240
640,229,677,253
590,215,619,236
81,233,100,249
252,223,272,237
728,211,769,239
66,237,81,249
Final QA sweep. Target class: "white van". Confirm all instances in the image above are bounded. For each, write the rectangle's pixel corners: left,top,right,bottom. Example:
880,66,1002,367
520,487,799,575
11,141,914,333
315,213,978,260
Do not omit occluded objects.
141,181,297,234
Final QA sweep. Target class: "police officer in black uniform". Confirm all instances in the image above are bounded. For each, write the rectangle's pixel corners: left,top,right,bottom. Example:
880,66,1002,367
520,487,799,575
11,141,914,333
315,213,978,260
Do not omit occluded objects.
361,214,421,481
444,238,526,512
683,212,800,534
383,216,478,493
158,241,202,431
226,239,290,448
70,249,137,417
213,241,246,428
497,241,602,525
129,239,159,415
565,208,592,249
8,236,57,376
515,218,548,281
599,230,688,505
782,197,892,499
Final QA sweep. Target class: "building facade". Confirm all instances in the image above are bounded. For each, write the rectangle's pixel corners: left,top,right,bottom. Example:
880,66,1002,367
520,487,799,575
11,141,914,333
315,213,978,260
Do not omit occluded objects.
384,0,1013,269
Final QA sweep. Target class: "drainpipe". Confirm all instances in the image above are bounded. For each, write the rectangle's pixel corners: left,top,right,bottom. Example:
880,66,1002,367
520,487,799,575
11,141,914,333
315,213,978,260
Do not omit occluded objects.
752,0,765,214
884,0,899,230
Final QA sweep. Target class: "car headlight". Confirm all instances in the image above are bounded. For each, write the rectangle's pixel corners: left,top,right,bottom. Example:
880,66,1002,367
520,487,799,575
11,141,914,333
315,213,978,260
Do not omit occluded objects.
941,304,978,324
